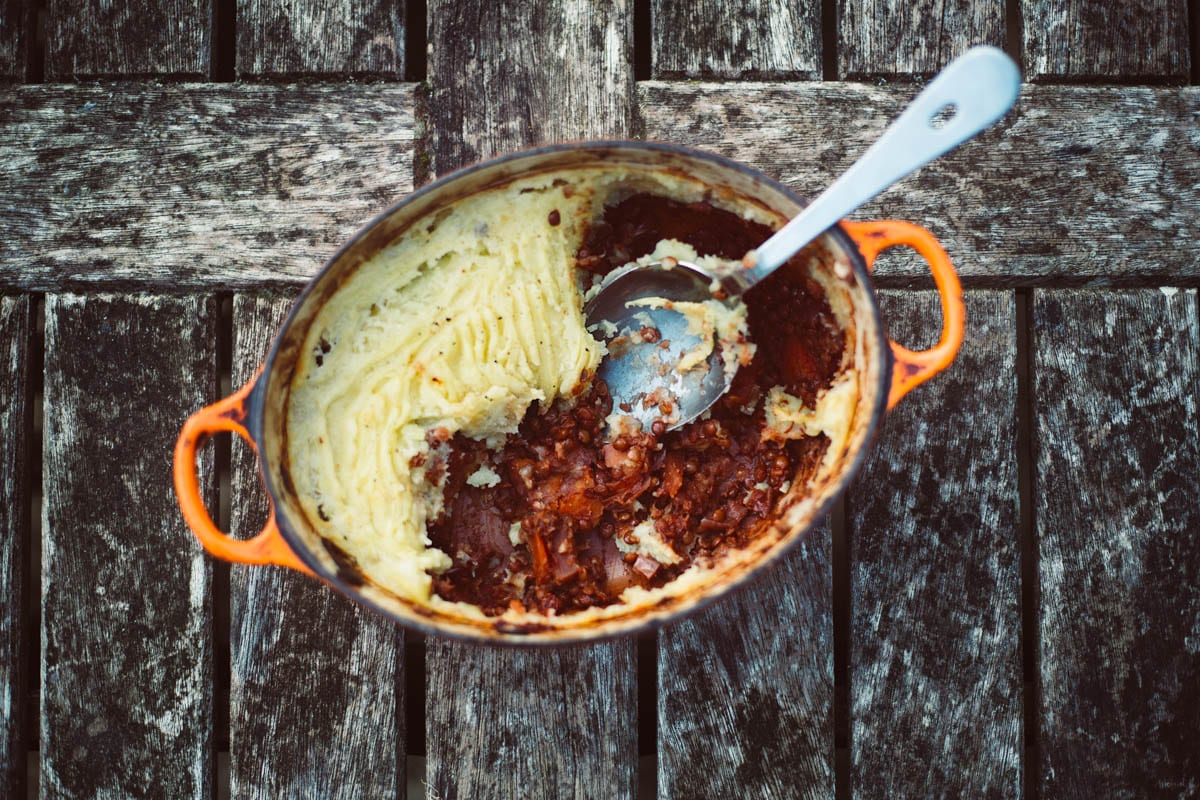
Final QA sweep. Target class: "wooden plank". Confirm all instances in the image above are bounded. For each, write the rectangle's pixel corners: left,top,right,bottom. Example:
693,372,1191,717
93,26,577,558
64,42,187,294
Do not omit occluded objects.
0,84,417,291
1022,0,1189,82
425,643,637,799
423,2,639,797
426,0,634,175
838,0,1005,78
650,0,820,80
7,83,1197,289
45,0,212,78
637,82,1200,285
1033,289,1200,797
237,0,404,78
657,525,834,799
849,291,1022,797
41,293,217,798
229,291,404,799
0,295,32,800
0,0,28,81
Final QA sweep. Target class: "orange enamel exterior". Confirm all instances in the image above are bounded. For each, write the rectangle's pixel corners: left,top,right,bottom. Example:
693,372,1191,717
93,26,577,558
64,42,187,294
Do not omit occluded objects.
843,220,966,409
173,369,313,575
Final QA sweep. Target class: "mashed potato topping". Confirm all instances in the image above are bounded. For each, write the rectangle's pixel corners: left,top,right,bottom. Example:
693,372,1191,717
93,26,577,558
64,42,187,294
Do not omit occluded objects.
286,169,720,602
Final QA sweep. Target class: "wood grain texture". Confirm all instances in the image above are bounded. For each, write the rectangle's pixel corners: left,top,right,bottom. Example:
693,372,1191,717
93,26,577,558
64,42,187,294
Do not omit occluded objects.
45,0,212,78
1021,0,1189,81
0,0,28,81
638,82,1200,285
1033,289,1200,798
237,0,404,77
41,293,217,799
426,0,634,174
0,84,417,291
650,0,821,80
850,291,1021,798
0,295,32,800
657,525,833,800
230,291,404,800
838,0,1005,78
425,642,637,799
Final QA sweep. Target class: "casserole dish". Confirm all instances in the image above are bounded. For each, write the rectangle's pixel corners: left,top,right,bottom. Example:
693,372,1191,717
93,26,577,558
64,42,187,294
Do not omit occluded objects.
173,142,963,643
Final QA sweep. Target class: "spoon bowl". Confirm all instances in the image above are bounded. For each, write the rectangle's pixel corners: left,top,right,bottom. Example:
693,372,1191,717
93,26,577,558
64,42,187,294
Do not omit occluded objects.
584,259,731,431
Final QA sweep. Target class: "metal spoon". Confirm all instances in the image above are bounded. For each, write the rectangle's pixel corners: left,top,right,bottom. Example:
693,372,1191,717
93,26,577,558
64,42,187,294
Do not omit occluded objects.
584,45,1020,433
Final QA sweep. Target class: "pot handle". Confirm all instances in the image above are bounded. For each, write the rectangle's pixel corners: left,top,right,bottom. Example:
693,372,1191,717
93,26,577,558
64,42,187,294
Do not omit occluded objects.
173,372,313,575
843,220,965,409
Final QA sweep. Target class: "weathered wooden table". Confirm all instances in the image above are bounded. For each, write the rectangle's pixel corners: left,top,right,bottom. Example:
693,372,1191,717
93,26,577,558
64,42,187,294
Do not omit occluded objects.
2,0,1198,797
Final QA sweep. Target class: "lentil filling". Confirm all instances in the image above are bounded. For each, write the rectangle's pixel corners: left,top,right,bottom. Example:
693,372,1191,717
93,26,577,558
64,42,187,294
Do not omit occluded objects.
428,194,845,616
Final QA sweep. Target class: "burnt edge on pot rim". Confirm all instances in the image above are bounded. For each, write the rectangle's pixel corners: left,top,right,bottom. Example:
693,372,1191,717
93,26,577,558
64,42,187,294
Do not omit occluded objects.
242,140,893,645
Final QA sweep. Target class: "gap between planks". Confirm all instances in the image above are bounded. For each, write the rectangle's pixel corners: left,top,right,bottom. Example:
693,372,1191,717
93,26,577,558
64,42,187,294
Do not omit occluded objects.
1005,0,1026,76
1015,289,1040,800
404,0,427,82
633,0,651,82
210,0,235,80
831,494,850,800
25,0,46,83
821,0,838,80
24,296,44,800
1191,0,1200,85
213,294,233,770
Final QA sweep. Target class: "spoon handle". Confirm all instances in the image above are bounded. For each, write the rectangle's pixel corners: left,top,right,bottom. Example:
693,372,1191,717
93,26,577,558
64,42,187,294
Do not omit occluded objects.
748,45,1020,282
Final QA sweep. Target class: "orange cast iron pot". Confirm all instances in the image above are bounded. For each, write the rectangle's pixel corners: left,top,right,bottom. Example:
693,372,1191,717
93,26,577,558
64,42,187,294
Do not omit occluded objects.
173,142,964,644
